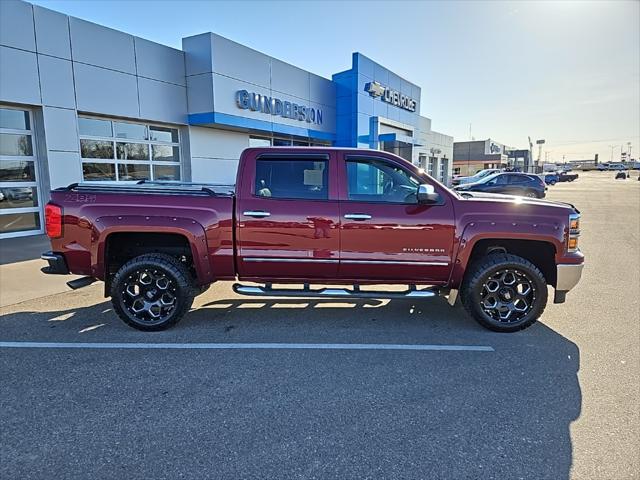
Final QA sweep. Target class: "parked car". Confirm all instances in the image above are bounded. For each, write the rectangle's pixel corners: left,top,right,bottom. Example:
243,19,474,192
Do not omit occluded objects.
451,168,502,186
600,163,628,171
615,171,628,180
42,147,584,333
557,172,579,182
454,172,547,198
544,173,559,185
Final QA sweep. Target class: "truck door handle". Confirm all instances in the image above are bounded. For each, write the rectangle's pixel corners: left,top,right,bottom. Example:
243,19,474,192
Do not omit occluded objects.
344,214,372,221
243,210,271,218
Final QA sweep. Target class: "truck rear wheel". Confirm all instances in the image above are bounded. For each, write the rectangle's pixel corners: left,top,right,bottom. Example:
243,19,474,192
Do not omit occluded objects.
461,253,547,332
111,253,195,331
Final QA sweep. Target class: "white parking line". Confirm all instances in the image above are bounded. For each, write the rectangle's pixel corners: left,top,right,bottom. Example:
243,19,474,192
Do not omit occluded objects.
0,342,494,352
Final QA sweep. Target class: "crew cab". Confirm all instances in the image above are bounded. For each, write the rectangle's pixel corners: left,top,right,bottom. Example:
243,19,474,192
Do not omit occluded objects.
42,147,584,333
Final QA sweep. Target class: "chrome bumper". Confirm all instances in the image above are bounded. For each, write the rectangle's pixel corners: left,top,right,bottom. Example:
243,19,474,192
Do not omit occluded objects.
554,263,584,303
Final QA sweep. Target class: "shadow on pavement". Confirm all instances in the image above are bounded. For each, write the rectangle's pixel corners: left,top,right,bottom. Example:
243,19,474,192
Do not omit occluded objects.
0,295,581,479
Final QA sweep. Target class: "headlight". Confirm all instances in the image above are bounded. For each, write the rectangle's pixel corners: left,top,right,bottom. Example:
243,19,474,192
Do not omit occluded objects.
568,213,580,252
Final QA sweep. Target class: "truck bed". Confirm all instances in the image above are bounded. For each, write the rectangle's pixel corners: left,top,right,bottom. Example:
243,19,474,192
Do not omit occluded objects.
49,182,236,284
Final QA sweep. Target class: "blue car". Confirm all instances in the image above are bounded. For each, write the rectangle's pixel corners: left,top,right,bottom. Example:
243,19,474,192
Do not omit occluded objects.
544,173,559,185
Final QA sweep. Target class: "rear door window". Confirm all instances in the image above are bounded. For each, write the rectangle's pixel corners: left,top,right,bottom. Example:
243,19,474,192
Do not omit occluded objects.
507,174,526,184
255,159,328,200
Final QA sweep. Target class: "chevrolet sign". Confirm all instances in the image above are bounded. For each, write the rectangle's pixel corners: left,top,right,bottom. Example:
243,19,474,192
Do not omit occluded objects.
365,81,417,112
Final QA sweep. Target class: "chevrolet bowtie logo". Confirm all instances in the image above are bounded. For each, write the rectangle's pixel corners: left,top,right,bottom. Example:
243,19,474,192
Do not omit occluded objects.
365,81,385,97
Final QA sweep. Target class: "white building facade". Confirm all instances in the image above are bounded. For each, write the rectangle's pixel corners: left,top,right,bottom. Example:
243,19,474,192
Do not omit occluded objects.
0,0,453,238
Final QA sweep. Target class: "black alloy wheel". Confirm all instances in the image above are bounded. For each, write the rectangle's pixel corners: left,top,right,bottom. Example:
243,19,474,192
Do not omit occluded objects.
461,253,548,332
479,269,536,323
111,253,194,331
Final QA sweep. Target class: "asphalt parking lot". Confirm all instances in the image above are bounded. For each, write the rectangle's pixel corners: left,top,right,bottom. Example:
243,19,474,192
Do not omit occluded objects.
1,171,638,480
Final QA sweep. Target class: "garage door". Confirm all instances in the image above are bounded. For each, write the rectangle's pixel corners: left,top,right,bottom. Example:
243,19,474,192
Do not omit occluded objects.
0,107,42,238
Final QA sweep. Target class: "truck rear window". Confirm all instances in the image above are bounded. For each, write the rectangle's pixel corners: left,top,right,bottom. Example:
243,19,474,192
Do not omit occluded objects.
255,159,328,200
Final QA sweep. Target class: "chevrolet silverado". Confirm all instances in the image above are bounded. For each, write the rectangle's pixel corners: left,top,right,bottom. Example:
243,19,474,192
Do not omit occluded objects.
41,147,584,332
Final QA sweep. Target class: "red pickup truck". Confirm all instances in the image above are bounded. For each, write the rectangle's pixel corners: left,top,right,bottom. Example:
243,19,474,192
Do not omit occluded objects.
42,147,584,333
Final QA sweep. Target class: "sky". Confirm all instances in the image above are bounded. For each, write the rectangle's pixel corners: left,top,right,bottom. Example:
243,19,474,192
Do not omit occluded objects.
31,0,640,163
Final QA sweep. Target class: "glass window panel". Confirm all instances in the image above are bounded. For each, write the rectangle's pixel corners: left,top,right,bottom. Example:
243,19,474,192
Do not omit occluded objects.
0,187,38,209
0,212,40,234
118,163,150,181
0,133,33,156
78,117,112,137
0,108,30,130
116,142,149,160
272,138,292,146
153,164,180,181
255,159,328,200
292,140,309,146
80,139,114,159
0,160,36,181
114,122,148,140
249,137,271,148
149,126,178,143
82,162,116,181
152,145,179,162
346,160,419,203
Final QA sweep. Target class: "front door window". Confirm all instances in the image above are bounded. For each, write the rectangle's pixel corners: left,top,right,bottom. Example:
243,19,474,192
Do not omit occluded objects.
346,159,419,203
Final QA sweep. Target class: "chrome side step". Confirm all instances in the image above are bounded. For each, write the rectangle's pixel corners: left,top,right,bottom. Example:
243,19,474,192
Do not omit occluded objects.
232,283,438,299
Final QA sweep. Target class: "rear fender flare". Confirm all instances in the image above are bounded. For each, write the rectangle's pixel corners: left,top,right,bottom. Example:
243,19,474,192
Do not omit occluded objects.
91,215,212,284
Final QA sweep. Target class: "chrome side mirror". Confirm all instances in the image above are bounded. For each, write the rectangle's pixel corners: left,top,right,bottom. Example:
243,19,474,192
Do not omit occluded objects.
417,184,440,204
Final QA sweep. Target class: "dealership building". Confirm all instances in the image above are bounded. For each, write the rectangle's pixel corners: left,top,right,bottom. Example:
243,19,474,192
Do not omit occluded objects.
0,0,453,239
453,140,533,176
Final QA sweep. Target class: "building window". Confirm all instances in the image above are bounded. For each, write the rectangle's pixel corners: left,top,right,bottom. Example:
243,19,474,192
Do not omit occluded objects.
439,158,449,184
249,137,271,148
272,138,292,147
427,157,437,177
418,154,427,170
78,116,181,182
0,107,42,238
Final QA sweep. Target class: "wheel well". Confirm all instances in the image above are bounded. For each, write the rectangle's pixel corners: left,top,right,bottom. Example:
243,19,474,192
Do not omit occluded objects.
467,239,557,286
104,232,195,294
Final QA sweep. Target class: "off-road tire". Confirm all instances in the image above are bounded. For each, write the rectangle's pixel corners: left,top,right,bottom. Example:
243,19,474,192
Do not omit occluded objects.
111,253,195,331
461,253,547,332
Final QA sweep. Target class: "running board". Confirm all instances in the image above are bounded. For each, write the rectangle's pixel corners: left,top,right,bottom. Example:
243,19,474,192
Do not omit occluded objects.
232,283,438,299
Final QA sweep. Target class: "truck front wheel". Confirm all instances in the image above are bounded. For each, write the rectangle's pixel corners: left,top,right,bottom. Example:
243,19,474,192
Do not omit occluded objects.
111,253,195,331
461,253,548,332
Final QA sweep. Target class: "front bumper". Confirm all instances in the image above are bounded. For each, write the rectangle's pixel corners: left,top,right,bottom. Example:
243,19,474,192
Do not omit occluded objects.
554,263,584,303
41,251,69,275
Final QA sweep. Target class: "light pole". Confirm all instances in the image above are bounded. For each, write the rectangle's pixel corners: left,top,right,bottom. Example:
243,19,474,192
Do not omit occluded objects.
535,139,545,171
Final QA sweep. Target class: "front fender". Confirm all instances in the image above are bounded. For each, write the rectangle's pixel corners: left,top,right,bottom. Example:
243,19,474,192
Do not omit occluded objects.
448,219,565,288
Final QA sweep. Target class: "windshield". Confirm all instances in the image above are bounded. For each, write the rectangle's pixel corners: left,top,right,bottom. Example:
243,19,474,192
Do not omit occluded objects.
472,172,501,185
473,169,494,179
